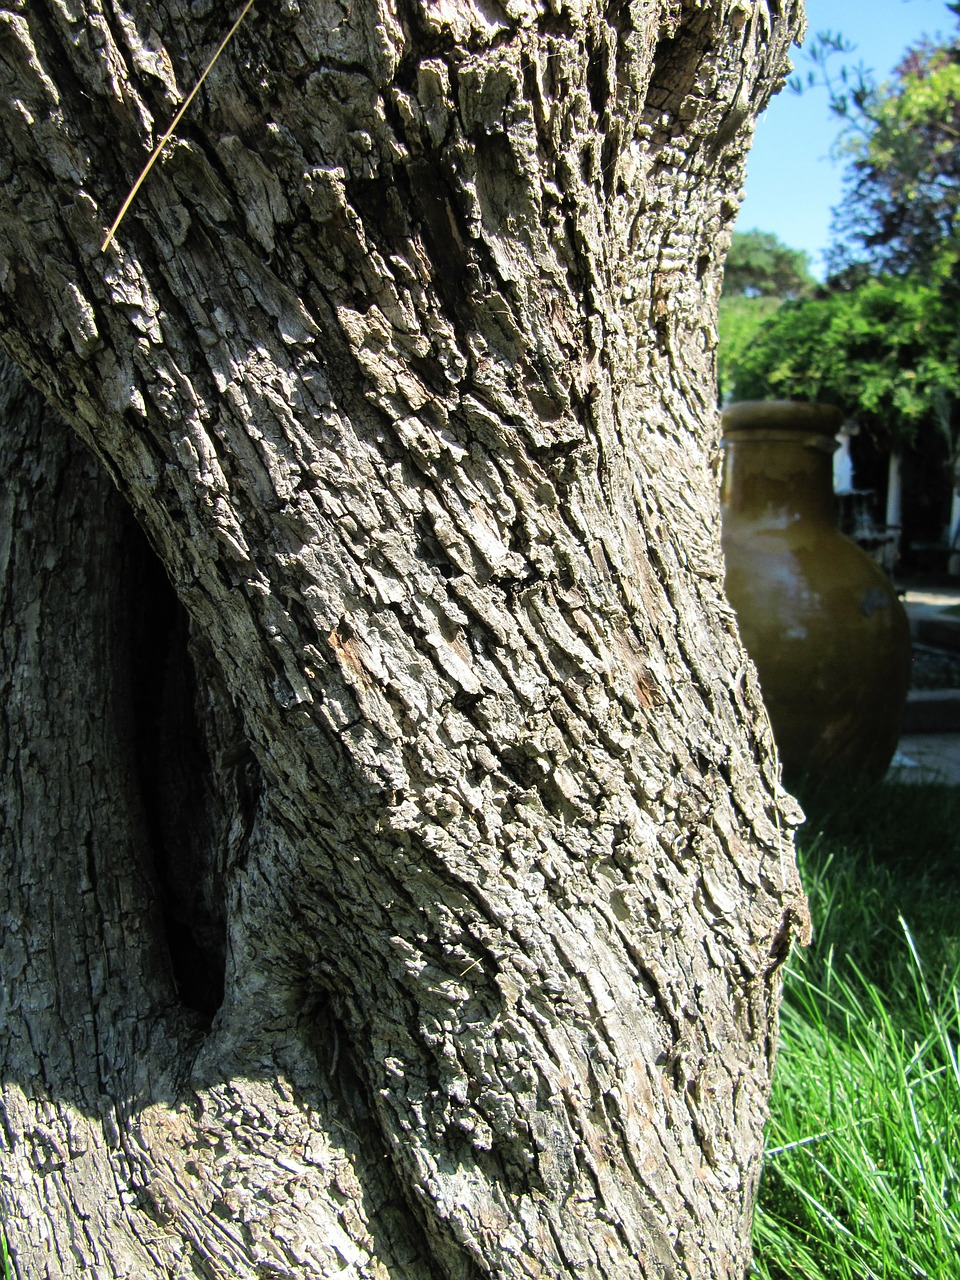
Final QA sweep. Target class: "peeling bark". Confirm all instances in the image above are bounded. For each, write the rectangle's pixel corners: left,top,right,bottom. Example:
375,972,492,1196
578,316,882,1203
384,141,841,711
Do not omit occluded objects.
0,3,808,1277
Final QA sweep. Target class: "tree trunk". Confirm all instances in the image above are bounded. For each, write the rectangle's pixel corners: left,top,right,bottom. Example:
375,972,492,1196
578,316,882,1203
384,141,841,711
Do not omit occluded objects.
0,3,808,1277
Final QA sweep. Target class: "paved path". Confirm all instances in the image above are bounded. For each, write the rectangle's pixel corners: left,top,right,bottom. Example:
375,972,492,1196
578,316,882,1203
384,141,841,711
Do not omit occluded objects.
888,735,960,785
888,581,960,785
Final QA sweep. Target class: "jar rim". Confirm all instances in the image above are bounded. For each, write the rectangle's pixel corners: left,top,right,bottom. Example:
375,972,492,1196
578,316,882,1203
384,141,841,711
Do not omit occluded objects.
721,400,845,435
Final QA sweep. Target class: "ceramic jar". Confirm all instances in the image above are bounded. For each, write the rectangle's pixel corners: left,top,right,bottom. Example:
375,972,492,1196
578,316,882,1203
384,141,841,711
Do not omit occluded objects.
721,400,911,786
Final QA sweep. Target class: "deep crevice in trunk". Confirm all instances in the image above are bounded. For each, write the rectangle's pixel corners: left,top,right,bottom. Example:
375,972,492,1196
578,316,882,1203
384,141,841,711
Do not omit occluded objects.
121,522,229,1022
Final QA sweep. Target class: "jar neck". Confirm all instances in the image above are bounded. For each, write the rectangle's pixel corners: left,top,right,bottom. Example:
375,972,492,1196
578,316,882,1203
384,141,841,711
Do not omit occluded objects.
722,430,838,525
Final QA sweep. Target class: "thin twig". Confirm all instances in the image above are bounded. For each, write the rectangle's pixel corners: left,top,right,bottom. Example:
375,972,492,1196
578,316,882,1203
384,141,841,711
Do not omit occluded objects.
101,0,257,253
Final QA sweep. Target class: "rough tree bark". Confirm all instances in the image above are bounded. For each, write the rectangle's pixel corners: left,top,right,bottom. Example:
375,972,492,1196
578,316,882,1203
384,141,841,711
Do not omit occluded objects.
0,2,809,1276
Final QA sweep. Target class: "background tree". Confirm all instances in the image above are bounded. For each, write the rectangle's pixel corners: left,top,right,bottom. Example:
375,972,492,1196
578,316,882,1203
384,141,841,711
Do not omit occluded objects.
0,3,808,1278
717,230,814,402
823,15,960,279
727,14,960,550
729,272,960,448
722,229,816,298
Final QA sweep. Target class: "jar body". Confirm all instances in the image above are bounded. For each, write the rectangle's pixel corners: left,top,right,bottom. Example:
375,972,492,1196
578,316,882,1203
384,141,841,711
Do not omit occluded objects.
721,401,911,785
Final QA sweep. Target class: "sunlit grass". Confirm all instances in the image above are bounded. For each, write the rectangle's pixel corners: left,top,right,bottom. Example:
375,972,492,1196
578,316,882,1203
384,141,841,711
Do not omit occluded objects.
752,783,960,1278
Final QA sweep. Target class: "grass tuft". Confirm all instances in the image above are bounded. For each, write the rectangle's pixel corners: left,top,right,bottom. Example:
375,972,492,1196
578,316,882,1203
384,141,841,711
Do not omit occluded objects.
752,782,960,1278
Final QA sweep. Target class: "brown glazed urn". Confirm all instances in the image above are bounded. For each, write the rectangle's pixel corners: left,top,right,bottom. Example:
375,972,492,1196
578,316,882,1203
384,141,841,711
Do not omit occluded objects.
721,400,911,786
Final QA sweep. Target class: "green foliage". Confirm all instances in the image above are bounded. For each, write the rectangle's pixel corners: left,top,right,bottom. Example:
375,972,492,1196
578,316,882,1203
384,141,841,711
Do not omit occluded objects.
723,230,816,299
830,38,960,279
752,783,960,1279
717,294,781,404
727,27,960,461
727,271,960,448
792,17,960,280
717,231,815,404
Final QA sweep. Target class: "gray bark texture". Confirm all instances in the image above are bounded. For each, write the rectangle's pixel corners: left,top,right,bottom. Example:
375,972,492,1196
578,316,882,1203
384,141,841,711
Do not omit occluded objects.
0,2,809,1276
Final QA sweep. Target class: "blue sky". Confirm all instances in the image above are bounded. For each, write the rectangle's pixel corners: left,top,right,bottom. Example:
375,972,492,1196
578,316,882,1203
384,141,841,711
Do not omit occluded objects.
736,0,957,276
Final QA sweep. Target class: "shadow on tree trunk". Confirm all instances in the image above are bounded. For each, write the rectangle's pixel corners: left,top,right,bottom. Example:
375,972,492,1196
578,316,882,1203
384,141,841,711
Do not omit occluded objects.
0,356,448,1279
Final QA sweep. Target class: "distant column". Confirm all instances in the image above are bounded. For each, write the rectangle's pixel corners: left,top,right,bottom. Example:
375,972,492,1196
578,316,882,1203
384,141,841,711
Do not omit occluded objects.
885,451,903,528
833,428,856,493
885,451,903,566
948,489,960,576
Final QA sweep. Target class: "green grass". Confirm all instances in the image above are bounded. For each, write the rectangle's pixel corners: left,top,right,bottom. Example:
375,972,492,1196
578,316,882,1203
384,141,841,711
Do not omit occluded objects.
1,1224,11,1280
752,782,960,1278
